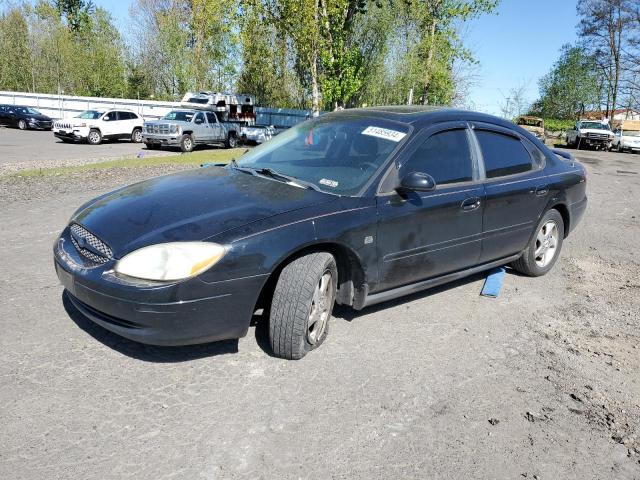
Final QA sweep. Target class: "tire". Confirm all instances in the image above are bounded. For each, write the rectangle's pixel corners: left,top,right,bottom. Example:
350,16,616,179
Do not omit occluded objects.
145,142,160,150
269,252,337,360
225,132,238,149
87,129,102,145
180,133,194,153
511,209,565,277
131,128,143,143
18,119,27,130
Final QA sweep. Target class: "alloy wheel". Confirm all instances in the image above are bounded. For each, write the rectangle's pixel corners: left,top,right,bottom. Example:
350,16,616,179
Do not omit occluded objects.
307,270,334,345
534,220,559,267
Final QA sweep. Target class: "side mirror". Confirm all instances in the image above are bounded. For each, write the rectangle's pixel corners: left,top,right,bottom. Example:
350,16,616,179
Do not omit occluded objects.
397,171,436,193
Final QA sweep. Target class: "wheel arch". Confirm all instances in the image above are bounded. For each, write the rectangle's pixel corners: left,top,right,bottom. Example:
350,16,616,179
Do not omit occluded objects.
254,241,367,314
548,202,570,238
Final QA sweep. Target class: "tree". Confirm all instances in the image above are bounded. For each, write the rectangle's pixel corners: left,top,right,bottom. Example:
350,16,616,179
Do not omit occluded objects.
55,0,94,33
499,82,531,120
577,0,631,119
0,7,32,91
534,45,601,119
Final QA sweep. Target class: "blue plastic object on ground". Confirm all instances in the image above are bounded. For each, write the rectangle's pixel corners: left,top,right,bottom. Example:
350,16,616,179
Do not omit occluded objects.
481,267,506,298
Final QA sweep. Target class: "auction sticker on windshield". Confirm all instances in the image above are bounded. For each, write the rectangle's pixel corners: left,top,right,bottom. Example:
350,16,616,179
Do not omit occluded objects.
361,126,407,142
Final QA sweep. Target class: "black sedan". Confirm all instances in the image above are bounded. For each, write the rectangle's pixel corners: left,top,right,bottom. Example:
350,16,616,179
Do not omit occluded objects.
0,104,53,130
54,106,587,359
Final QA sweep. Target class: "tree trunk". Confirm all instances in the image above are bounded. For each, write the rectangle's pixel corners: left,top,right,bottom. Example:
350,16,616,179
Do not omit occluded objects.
311,49,320,115
422,19,437,105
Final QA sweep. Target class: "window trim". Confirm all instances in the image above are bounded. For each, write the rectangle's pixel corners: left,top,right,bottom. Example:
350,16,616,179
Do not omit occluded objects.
469,122,538,183
376,122,480,195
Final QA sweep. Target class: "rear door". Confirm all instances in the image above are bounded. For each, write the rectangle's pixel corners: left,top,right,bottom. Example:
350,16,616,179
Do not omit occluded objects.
206,112,224,141
470,123,548,263
376,123,484,290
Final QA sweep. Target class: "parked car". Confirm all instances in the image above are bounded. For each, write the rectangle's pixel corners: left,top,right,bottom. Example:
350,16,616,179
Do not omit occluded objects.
143,109,239,152
54,107,587,359
0,104,53,130
611,120,640,153
53,109,144,145
565,120,614,150
515,116,545,141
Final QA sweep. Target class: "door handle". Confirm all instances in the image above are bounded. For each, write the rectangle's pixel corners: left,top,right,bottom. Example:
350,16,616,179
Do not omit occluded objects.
461,196,481,211
535,185,549,196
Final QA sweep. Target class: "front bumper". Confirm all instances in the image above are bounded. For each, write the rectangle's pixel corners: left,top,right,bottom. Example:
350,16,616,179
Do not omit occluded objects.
53,228,267,346
53,127,88,141
142,133,181,146
29,120,52,130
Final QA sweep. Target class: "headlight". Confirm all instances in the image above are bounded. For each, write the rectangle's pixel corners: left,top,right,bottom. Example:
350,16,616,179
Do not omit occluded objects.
115,242,226,281
170,124,177,134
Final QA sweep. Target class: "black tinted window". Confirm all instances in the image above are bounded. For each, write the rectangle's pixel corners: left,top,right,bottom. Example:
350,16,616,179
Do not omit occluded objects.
403,129,473,185
206,112,217,124
476,130,532,178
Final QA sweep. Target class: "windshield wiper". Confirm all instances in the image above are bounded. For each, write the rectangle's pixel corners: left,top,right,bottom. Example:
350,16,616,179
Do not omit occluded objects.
254,168,323,192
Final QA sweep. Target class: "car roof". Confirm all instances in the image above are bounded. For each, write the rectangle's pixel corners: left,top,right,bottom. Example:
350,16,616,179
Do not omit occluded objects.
323,106,516,129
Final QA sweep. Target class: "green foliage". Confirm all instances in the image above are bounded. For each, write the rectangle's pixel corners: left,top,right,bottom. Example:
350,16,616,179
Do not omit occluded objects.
534,44,601,119
0,0,498,109
542,118,575,133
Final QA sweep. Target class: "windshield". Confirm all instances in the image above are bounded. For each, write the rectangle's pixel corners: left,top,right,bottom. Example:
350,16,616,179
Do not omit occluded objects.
622,130,640,137
77,110,103,119
580,122,608,130
163,111,195,122
14,107,41,115
237,116,410,196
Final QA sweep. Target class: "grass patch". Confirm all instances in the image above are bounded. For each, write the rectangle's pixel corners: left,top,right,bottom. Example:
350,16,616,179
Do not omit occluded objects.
11,148,244,178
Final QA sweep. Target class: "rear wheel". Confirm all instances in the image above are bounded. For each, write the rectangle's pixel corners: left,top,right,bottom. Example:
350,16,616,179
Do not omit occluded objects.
225,132,238,149
511,209,564,277
180,133,194,152
131,128,143,143
87,129,102,145
269,252,337,360
18,119,27,130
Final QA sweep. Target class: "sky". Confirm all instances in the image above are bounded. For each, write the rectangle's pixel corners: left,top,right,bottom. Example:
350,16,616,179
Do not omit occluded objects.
95,0,579,115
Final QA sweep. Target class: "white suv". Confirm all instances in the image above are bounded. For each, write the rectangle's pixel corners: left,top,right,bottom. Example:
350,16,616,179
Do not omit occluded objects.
53,109,144,145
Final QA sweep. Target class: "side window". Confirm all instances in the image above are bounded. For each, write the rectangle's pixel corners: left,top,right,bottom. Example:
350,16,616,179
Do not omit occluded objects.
194,112,205,124
206,112,217,124
402,129,473,186
102,112,113,121
129,112,139,119
475,130,533,178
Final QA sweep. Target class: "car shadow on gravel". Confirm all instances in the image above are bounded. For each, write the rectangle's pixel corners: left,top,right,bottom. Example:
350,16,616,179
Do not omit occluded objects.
62,292,240,362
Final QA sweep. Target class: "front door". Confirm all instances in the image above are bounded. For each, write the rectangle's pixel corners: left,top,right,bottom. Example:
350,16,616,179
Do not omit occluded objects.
376,124,484,291
193,112,210,141
470,123,549,263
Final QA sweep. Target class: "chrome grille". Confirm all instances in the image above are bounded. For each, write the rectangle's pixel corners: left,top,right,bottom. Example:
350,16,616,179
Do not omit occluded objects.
55,122,73,129
585,132,609,140
146,124,171,134
69,223,112,264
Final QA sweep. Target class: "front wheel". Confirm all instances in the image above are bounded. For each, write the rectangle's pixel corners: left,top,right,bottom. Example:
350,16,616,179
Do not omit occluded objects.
511,209,564,277
180,134,194,152
18,119,27,130
269,252,337,360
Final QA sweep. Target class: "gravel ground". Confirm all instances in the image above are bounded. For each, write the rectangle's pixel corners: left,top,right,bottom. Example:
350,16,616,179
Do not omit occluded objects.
0,148,639,479
0,127,173,174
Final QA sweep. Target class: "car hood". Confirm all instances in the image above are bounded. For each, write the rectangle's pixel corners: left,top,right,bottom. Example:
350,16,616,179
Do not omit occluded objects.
24,113,51,121
72,167,334,257
579,128,613,135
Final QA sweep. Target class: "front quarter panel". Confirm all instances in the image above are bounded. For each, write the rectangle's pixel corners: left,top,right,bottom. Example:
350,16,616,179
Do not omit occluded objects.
199,197,378,287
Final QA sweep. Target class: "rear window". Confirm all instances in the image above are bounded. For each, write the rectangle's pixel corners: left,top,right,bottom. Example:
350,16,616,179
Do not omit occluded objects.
476,130,533,178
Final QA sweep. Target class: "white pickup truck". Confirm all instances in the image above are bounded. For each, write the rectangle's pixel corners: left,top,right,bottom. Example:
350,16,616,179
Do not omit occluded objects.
142,109,240,152
565,120,614,150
